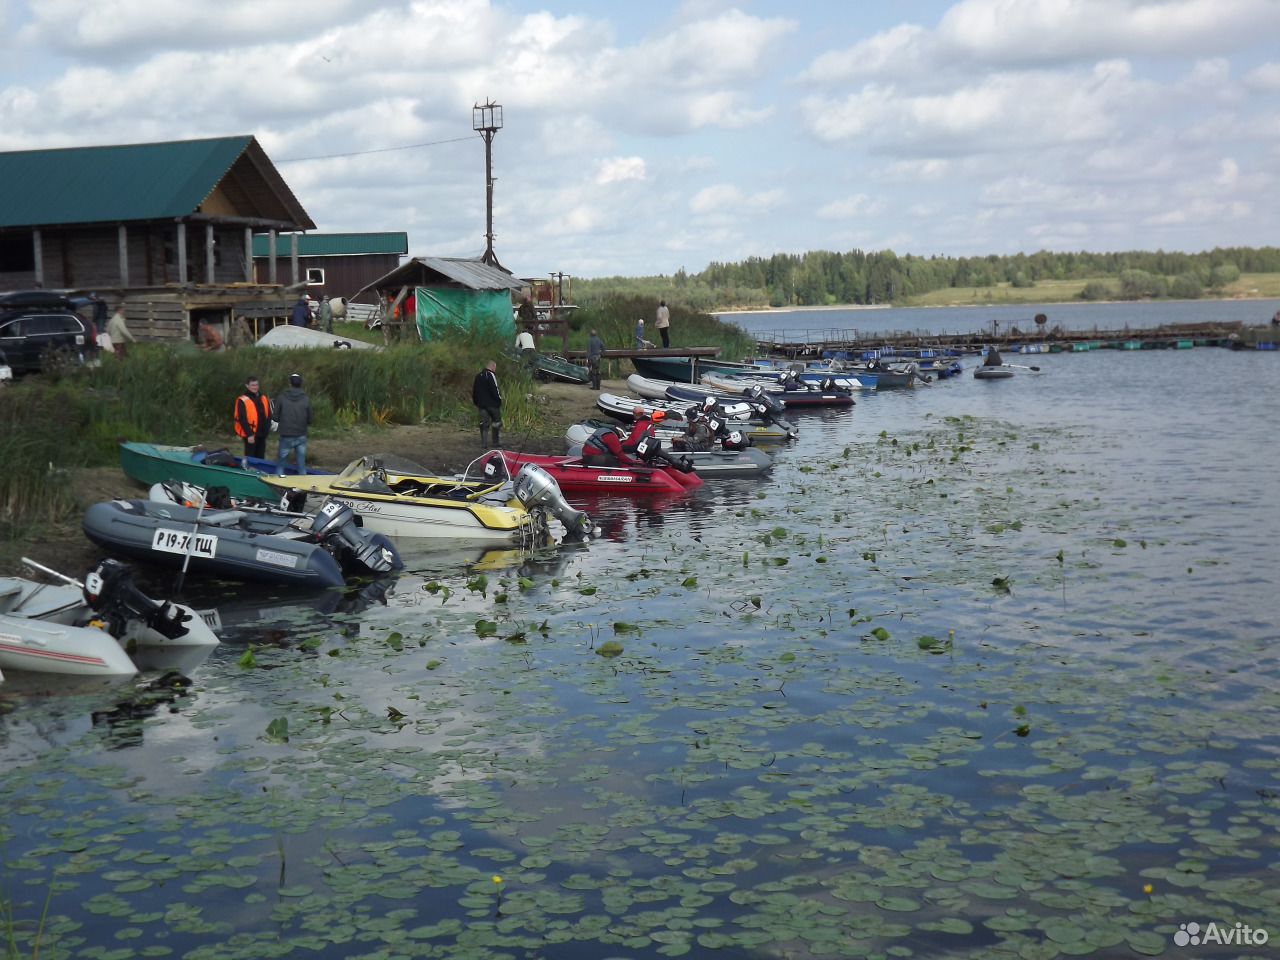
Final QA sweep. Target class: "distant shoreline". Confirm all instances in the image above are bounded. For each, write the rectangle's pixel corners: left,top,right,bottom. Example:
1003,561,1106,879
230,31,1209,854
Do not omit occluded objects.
715,293,1280,317
716,304,893,316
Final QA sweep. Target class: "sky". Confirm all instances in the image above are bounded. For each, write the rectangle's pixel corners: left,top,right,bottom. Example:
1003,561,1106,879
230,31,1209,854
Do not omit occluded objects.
2,0,1279,280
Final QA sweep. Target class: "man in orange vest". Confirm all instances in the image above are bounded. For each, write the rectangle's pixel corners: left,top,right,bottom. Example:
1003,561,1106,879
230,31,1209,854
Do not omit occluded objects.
234,375,273,460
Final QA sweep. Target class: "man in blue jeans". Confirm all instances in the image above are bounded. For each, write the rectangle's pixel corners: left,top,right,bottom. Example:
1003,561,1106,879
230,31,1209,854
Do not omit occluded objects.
275,373,313,474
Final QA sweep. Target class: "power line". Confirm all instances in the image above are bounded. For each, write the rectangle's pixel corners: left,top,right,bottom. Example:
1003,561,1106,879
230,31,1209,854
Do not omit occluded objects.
276,134,477,164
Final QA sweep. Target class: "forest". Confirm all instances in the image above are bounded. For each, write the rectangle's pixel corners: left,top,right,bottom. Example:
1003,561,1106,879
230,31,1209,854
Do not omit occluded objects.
574,246,1280,311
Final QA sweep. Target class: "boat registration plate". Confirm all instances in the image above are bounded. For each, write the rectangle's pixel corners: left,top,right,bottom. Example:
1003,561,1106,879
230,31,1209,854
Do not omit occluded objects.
151,528,218,558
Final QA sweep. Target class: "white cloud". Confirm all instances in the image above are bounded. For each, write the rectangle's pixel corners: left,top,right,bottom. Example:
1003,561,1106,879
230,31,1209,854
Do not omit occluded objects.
1244,61,1280,91
937,0,1280,64
817,194,885,220
596,156,646,185
1215,157,1239,187
803,61,1139,154
803,24,929,84
689,183,783,216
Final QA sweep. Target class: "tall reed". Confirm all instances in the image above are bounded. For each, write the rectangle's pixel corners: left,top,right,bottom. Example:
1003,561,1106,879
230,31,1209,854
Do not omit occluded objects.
0,335,547,535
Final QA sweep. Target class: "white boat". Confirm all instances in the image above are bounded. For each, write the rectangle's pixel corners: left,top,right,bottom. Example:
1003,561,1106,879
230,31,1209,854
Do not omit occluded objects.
263,457,592,542
0,558,220,678
626,373,686,400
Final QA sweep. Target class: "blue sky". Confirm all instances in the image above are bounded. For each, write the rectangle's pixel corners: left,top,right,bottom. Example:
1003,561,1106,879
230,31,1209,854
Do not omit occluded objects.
2,0,1278,279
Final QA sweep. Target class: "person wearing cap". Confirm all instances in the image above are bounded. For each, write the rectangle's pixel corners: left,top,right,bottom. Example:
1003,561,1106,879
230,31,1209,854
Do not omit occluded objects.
586,328,606,389
274,372,313,474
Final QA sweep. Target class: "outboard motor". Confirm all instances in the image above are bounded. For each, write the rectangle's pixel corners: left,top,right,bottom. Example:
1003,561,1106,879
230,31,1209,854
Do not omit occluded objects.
83,558,193,640
513,463,594,540
309,499,402,574
748,386,786,419
722,429,749,451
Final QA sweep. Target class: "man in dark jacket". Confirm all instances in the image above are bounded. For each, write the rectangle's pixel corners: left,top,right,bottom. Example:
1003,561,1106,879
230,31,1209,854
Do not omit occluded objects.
234,376,272,459
275,373,313,474
472,360,503,447
586,328,606,390
290,296,311,327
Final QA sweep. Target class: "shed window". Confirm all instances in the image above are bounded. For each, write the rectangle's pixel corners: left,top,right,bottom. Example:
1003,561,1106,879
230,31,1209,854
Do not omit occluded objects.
306,268,325,285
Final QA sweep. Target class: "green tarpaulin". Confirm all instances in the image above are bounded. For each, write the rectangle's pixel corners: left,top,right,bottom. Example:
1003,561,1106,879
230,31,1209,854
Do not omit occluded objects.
413,287,514,342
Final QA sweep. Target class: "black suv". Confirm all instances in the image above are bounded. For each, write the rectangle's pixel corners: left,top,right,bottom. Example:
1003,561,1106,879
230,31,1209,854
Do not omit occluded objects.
0,290,99,375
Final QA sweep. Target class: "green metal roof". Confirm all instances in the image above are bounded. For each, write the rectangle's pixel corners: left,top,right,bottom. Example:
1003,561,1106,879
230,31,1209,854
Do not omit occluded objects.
252,232,409,258
0,135,313,230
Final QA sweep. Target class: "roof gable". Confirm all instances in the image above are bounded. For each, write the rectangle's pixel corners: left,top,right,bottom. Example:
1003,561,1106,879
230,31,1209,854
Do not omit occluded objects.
0,135,314,230
252,232,409,258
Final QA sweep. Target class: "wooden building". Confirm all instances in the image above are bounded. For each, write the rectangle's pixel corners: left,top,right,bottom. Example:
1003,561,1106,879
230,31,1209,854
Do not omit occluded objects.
0,135,315,341
252,232,408,303
354,256,525,344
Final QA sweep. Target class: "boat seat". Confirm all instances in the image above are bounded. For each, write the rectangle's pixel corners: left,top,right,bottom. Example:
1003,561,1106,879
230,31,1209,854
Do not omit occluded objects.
201,509,249,527
0,580,24,600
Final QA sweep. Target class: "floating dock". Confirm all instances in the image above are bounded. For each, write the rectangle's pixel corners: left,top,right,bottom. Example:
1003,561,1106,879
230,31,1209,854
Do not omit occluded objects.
748,321,1278,359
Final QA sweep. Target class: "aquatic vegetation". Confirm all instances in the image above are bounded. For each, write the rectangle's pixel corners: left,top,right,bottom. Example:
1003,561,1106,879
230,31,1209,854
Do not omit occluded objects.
3,395,1278,959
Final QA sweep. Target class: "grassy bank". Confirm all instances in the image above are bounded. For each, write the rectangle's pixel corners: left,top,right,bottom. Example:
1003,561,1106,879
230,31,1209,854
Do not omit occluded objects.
1,301,752,538
0,337,542,536
900,272,1280,307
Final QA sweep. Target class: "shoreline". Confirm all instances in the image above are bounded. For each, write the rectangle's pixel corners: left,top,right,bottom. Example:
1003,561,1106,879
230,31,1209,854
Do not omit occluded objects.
714,292,1280,317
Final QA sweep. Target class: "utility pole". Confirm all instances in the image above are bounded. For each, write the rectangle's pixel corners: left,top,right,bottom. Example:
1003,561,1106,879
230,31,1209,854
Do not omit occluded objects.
472,99,503,268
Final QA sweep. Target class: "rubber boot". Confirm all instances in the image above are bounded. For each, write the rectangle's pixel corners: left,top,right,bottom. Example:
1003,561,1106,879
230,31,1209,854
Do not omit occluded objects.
480,427,490,447
491,427,501,448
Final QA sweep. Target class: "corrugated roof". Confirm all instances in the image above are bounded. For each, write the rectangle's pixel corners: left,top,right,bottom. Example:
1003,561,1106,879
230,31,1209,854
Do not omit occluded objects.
0,135,314,230
358,257,525,295
415,257,525,290
252,232,409,258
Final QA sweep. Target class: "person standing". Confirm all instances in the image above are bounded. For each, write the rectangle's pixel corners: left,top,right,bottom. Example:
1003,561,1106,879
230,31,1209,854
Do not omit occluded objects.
635,317,646,349
586,328,606,390
515,327,536,368
290,295,311,327
516,294,537,331
234,376,273,460
472,360,503,447
655,299,671,348
197,320,223,351
318,295,334,333
274,373,313,474
106,305,137,358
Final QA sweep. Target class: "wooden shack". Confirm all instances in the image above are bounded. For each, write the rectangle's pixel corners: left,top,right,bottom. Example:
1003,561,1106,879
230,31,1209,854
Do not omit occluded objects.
355,257,525,344
0,135,315,341
252,232,408,303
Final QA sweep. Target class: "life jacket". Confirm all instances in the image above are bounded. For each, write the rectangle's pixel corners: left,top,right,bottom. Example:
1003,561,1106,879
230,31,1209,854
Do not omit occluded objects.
234,391,272,438
583,426,622,457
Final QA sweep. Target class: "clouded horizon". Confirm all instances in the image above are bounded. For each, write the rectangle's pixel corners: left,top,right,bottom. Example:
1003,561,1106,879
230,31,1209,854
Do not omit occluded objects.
2,0,1278,279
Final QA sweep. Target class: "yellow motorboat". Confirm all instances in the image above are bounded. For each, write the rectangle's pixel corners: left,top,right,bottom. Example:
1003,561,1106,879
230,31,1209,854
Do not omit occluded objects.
263,457,592,542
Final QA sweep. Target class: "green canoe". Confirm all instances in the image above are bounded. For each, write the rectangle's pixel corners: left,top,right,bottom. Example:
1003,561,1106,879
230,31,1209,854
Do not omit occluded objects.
119,442,328,501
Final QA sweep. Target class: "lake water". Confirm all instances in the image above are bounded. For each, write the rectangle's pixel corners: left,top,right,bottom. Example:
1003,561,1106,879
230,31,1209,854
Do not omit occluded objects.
2,300,1278,959
718,297,1280,342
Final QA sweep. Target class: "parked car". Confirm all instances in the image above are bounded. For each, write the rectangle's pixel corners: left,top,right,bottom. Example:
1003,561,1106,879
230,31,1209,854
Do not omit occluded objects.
0,291,99,375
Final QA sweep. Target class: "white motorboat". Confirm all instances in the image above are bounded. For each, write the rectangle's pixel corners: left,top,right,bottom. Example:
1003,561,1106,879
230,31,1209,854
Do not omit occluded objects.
0,558,220,677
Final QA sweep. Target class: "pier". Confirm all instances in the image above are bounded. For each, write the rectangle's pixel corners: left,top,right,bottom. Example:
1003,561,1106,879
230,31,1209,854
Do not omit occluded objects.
748,321,1277,359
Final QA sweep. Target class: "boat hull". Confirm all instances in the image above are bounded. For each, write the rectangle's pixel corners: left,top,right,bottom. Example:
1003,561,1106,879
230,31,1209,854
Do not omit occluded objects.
83,500,352,588
489,451,700,494
973,366,1014,379
0,576,218,677
630,355,763,384
565,424,773,479
120,442,326,501
263,468,538,541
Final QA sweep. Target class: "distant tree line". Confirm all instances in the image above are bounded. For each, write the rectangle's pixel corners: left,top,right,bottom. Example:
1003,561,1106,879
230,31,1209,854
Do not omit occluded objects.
575,246,1280,310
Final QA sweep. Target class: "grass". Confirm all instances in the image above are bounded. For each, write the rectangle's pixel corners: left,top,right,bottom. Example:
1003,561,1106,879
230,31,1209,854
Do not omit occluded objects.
0,334,555,537
900,273,1280,307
